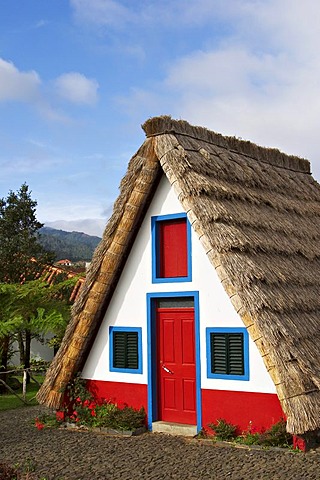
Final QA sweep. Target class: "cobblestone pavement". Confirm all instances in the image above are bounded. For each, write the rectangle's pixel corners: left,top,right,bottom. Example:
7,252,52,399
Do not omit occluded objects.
1,406,320,480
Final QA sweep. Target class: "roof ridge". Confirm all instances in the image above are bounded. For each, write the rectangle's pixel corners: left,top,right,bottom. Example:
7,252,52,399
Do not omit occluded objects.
142,116,310,174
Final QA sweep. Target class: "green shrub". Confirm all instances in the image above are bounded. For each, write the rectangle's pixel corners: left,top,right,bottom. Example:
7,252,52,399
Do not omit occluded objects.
92,401,118,427
34,412,61,429
207,418,292,448
62,375,146,431
195,427,208,439
65,374,92,405
235,432,261,445
209,418,238,441
258,419,292,447
102,405,146,431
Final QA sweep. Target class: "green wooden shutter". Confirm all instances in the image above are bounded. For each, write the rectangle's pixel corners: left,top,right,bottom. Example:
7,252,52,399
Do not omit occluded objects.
126,332,139,369
113,332,126,369
211,333,244,375
228,333,244,375
211,333,228,374
113,331,139,369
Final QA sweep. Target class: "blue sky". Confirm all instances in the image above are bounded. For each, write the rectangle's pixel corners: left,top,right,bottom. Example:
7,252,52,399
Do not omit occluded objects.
1,0,320,236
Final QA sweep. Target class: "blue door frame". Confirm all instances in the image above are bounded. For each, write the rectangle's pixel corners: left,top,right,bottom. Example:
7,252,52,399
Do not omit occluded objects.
146,291,202,431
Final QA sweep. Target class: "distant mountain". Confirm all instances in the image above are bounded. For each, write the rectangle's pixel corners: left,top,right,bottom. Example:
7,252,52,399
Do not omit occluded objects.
39,227,101,262
45,218,108,237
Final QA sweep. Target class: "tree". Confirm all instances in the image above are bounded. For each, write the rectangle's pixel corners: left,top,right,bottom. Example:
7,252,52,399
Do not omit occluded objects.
0,274,79,387
0,183,54,382
0,183,52,283
0,285,16,390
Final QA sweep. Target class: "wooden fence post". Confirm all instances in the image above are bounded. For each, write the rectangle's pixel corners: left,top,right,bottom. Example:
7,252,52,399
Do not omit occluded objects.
23,370,27,400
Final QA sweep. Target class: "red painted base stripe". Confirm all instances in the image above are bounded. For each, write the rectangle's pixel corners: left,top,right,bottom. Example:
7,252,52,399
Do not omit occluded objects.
85,381,284,435
202,389,284,433
86,380,148,413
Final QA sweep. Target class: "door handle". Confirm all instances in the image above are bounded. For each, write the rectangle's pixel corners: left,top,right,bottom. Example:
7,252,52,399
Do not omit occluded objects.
162,365,174,374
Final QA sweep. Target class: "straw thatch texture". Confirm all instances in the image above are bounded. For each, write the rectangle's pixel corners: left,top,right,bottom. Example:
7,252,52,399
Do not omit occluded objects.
37,137,162,407
38,116,320,436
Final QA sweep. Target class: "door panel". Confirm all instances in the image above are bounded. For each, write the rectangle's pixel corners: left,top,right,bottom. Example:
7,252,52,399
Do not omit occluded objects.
181,318,195,364
163,319,175,363
163,377,176,409
183,379,196,412
157,307,196,424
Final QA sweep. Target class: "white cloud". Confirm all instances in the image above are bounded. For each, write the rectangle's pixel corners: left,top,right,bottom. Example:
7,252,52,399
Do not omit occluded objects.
55,72,99,105
120,0,320,179
33,19,49,29
0,58,97,119
69,0,226,28
165,8,320,160
0,58,72,122
45,219,105,237
0,58,41,102
68,0,320,48
70,0,133,27
39,195,111,236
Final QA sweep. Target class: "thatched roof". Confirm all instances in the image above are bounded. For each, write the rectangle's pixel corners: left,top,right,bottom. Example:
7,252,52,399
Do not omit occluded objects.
37,116,320,436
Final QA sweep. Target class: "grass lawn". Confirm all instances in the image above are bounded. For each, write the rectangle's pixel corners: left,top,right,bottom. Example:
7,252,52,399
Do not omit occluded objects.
0,375,44,411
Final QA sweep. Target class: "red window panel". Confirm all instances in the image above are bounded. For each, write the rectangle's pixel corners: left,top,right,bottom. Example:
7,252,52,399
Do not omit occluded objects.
158,219,188,278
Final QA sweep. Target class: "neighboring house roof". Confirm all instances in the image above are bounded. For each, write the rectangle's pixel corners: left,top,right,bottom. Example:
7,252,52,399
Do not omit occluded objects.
41,265,85,303
18,258,84,302
55,259,73,266
37,116,320,436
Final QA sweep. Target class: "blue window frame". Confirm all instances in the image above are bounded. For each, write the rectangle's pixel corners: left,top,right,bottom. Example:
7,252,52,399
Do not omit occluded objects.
151,213,192,283
109,326,142,374
206,327,249,381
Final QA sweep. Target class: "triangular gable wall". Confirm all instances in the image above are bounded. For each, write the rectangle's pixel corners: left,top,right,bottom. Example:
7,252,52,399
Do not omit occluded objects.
82,175,275,395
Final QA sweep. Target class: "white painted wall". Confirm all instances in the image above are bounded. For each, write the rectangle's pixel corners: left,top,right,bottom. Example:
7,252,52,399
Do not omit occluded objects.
82,176,276,394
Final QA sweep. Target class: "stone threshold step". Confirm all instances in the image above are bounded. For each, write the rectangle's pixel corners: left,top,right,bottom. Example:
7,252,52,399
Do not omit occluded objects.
152,421,197,437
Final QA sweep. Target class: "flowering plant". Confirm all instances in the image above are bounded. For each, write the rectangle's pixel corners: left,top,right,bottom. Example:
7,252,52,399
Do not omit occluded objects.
55,410,65,422
62,375,146,430
33,413,61,430
67,396,98,425
207,418,293,448
34,375,146,432
34,417,45,430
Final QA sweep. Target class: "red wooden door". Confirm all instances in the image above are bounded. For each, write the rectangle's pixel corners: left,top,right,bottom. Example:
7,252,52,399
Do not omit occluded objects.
157,307,196,424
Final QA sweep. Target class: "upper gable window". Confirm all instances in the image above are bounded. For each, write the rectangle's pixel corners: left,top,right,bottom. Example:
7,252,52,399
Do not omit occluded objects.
151,213,192,283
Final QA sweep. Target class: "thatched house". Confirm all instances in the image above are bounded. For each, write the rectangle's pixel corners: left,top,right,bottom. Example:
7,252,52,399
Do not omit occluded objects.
38,116,320,446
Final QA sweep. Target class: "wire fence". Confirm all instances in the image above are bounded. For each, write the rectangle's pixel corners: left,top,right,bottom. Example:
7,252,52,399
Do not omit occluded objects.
0,367,45,405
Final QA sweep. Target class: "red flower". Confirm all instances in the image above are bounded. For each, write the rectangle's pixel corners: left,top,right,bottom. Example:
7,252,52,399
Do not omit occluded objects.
35,418,44,430
88,402,96,410
76,397,82,403
56,411,65,422
293,435,306,452
91,409,96,417
83,399,90,407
